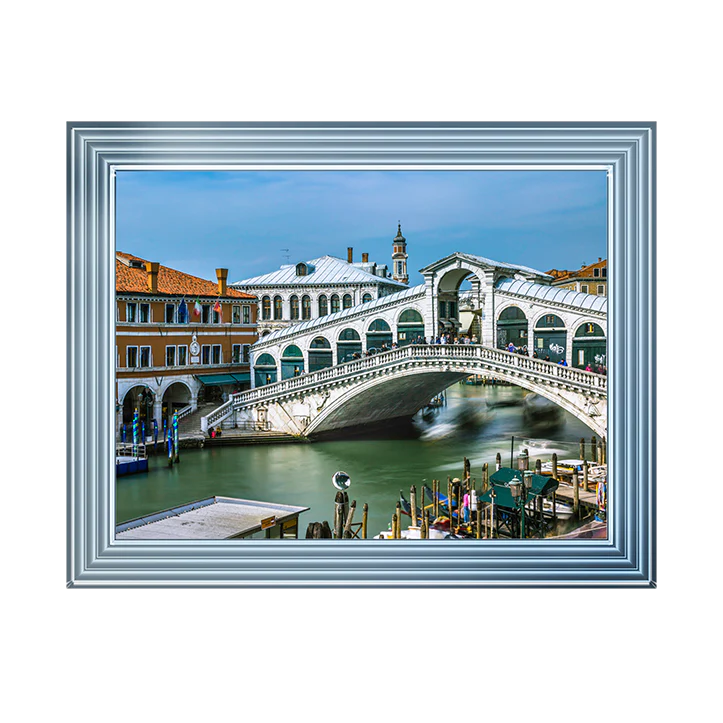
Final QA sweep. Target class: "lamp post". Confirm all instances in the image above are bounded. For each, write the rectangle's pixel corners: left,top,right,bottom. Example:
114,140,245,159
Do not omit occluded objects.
509,473,533,539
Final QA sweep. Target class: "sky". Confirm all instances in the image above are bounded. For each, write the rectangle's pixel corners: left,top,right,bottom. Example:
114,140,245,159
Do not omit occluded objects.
115,170,607,286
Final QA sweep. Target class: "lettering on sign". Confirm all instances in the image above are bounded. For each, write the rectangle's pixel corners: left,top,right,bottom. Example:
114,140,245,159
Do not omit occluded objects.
191,356,200,364
260,516,277,530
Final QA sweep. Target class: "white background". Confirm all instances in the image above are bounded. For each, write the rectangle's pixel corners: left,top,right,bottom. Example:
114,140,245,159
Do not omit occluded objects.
2,2,718,721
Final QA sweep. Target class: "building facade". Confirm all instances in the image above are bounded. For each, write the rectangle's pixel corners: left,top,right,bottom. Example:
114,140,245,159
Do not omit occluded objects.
115,252,257,436
547,258,607,296
231,246,407,337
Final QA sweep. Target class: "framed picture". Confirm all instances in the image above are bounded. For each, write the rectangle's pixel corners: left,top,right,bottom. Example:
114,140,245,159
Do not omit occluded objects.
67,122,655,587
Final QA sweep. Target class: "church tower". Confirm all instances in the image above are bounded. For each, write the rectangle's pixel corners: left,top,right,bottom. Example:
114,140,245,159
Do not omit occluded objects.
392,222,409,284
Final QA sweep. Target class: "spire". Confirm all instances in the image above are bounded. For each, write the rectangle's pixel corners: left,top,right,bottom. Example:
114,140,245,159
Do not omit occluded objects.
395,221,406,242
392,221,409,284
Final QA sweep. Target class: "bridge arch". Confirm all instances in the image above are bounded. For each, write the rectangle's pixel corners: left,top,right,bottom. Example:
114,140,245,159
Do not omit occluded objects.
496,304,529,350
304,361,605,438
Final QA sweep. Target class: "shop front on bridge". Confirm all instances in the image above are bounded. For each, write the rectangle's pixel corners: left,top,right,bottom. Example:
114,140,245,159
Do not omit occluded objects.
533,314,567,363
572,322,606,369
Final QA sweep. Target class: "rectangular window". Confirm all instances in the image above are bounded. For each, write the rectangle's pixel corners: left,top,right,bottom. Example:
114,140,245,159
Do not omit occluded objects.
165,303,176,323
232,344,241,364
166,346,176,367
212,345,222,365
201,345,211,365
580,285,588,293
243,344,250,363
126,303,137,323
139,346,151,367
140,303,150,323
178,345,188,366
439,301,446,318
602,267,607,278
242,305,250,324
594,268,600,277
597,285,604,295
232,305,241,324
578,350,585,365
536,338,544,349
201,305,211,323
127,346,138,367
520,329,527,338
545,315,555,325
213,308,221,324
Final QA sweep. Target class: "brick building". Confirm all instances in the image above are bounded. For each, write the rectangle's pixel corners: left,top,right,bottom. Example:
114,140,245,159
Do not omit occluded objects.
115,252,257,437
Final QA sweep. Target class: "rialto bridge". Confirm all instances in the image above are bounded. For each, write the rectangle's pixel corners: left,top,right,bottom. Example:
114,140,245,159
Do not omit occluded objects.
201,252,608,438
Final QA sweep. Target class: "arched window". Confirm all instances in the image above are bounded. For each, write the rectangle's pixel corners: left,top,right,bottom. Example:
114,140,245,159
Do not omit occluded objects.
342,293,352,310
368,319,391,332
318,295,328,317
533,314,566,363
398,309,423,324
534,314,565,329
301,295,311,320
310,336,331,348
295,263,307,276
290,295,299,320
339,328,360,341
262,296,271,321
362,293,373,303
273,296,283,320
330,294,340,313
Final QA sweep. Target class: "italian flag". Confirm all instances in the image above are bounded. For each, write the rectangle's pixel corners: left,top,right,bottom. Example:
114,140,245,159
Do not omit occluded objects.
193,298,202,317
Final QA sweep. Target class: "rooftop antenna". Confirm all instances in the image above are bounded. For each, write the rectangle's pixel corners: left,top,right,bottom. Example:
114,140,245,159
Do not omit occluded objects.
281,248,290,263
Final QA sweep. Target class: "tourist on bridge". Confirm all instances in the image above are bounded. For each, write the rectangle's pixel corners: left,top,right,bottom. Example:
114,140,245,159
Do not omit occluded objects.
472,335,478,344
558,358,568,366
507,342,516,353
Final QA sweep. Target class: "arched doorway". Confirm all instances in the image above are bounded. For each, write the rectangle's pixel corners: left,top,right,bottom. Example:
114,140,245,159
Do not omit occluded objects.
121,385,155,441
397,308,425,345
308,336,333,372
573,322,606,369
162,381,192,427
436,267,480,337
366,318,392,352
534,313,566,363
281,344,304,379
254,353,277,387
337,328,361,363
497,306,528,350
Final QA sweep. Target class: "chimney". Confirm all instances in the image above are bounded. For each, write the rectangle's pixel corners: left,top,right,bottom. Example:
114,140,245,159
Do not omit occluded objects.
598,257,602,263
362,252,369,263
145,262,159,293
347,247,353,263
216,268,228,296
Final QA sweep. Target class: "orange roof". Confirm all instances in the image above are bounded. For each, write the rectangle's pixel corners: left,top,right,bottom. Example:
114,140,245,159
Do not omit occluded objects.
548,258,607,283
116,252,255,300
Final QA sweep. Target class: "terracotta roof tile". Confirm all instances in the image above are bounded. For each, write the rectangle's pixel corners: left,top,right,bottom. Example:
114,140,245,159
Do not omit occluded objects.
116,252,255,300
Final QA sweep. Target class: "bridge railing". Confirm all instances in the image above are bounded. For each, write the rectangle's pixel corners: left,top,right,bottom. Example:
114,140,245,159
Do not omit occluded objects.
202,344,607,429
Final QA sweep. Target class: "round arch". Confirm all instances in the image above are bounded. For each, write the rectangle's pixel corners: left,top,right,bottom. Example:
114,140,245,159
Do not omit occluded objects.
121,384,155,427
572,321,607,370
337,327,362,363
496,304,529,351
254,353,278,387
532,312,567,363
396,307,425,346
366,318,392,352
309,336,333,372
281,344,304,379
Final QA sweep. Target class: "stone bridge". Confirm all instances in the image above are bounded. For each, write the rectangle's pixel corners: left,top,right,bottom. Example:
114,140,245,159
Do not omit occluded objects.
202,344,607,439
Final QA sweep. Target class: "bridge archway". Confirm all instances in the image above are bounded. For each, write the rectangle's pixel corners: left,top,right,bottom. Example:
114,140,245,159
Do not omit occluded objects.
281,344,304,379
573,322,607,370
396,308,425,346
162,381,192,425
121,384,155,426
337,328,361,363
254,353,277,387
533,313,567,363
366,318,392,351
496,305,528,351
435,265,485,337
308,336,333,372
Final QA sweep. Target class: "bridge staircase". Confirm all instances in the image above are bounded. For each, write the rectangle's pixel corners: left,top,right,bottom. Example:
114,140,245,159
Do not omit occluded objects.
177,403,217,437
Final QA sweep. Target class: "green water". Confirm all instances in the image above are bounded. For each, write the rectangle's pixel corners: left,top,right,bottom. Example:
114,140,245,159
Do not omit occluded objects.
116,382,596,536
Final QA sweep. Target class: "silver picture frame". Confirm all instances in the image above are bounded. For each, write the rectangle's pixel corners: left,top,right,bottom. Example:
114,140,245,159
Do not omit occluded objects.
67,121,655,587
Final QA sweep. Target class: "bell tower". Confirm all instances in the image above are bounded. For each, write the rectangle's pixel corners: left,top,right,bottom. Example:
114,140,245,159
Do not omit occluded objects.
392,222,409,284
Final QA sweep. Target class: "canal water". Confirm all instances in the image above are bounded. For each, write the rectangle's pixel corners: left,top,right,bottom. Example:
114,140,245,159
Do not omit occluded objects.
116,381,596,536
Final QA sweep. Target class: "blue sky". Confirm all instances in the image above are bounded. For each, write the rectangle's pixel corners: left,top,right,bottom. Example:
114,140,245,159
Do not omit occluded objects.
116,170,607,286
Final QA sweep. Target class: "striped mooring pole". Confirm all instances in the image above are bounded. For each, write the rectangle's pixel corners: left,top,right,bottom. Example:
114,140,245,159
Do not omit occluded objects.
132,409,139,457
173,412,180,464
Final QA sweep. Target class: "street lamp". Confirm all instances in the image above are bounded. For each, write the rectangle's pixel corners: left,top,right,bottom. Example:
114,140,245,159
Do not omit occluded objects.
509,473,533,539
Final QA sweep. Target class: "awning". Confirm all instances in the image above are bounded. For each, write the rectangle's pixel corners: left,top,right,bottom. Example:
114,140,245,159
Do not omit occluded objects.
196,373,250,386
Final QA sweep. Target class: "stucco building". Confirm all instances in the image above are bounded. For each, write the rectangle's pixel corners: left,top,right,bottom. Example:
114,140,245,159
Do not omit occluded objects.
115,252,257,436
547,258,607,296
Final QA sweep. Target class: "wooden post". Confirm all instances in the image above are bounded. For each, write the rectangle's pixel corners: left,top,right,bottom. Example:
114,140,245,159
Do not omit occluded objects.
598,439,604,465
391,513,398,540
552,453,558,480
395,502,402,538
572,470,580,519
463,456,471,481
343,500,357,538
448,479,454,527
362,503,368,540
410,485,418,528
591,436,597,464
433,480,439,518
583,460,589,492
476,501,482,539
579,437,586,460
334,491,345,539
483,463,489,493
495,452,501,471
552,491,557,524
490,490,497,538
321,521,332,538
535,458,542,475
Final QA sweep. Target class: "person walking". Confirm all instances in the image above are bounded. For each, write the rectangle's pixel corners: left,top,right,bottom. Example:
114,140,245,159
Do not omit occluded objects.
470,489,478,523
463,489,471,524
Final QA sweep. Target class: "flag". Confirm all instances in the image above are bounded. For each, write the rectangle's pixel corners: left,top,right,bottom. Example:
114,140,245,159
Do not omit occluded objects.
178,298,188,321
193,298,202,317
213,300,222,317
